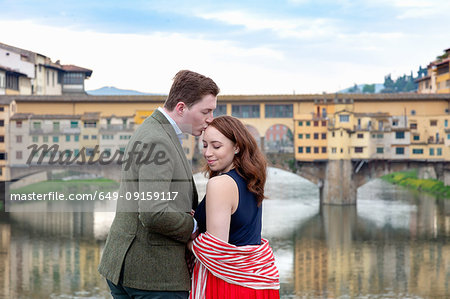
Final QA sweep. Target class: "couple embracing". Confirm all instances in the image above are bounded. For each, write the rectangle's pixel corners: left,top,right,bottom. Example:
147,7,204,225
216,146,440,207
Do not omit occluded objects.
98,70,280,298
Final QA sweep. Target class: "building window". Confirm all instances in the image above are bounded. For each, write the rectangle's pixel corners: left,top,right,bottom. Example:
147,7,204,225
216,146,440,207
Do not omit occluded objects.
32,136,38,142
354,147,363,153
306,121,311,126
392,120,398,126
411,110,416,115
53,136,59,143
446,120,448,127
298,147,303,153
16,151,22,160
412,148,423,154
214,105,227,117
339,115,349,123
298,134,303,139
43,136,48,142
0,120,4,127
84,121,97,128
104,149,111,158
63,72,84,85
413,135,420,141
377,134,384,139
232,105,260,118
314,133,319,140
298,121,303,126
71,121,79,128
331,147,337,154
16,136,22,143
321,147,327,153
437,148,442,156
75,135,79,142
83,135,89,140
306,147,311,153
86,148,94,156
430,120,437,126
396,147,405,155
66,135,70,142
410,123,417,129
33,122,41,129
313,121,318,127
16,121,22,128
321,133,326,139
357,133,364,139
430,148,435,156
53,122,60,131
376,147,384,154
305,134,310,139
395,131,405,139
0,152,6,160
314,147,319,153
91,135,97,140
265,104,293,118
6,73,19,90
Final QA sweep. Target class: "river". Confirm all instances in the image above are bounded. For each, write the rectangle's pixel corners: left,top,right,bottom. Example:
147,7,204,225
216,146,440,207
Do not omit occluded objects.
0,168,449,298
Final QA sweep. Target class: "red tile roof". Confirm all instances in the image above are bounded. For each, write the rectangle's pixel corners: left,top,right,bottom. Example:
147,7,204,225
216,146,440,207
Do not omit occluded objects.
61,65,93,76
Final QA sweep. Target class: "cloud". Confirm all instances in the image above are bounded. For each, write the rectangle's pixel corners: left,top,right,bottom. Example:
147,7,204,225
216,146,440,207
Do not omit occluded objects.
0,19,288,94
196,10,339,40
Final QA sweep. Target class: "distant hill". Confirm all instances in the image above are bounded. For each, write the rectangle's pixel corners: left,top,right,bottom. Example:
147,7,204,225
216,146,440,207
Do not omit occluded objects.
87,86,164,96
338,83,384,93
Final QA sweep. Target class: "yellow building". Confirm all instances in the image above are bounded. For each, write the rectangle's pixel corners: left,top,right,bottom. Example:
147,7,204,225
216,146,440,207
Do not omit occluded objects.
417,47,450,94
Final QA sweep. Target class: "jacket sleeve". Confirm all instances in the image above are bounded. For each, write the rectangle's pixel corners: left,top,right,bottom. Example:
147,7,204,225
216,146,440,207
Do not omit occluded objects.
136,137,194,244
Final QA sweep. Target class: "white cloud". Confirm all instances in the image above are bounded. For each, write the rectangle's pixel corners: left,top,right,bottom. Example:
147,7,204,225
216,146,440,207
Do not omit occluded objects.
0,20,287,94
196,10,338,40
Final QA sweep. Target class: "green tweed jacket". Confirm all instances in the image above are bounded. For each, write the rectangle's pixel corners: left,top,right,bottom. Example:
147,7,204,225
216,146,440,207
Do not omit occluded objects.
98,109,198,291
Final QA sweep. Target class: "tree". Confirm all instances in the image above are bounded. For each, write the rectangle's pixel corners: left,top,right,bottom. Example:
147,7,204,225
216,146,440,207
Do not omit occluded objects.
348,83,360,93
362,84,375,93
381,74,395,93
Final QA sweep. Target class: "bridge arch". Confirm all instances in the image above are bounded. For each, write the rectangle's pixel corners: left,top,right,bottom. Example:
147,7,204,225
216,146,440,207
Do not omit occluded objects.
264,124,294,153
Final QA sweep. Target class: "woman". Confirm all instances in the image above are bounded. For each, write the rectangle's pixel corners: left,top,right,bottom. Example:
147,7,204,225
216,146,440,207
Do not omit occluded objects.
189,116,280,299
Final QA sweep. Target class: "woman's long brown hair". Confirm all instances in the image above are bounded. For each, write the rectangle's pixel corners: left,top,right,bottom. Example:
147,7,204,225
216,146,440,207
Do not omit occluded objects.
202,116,267,205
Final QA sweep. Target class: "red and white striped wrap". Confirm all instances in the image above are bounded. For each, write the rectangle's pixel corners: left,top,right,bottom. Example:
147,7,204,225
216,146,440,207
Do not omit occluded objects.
190,232,280,299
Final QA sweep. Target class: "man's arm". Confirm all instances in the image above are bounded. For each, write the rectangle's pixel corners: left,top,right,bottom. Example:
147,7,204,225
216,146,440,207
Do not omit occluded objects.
137,138,194,243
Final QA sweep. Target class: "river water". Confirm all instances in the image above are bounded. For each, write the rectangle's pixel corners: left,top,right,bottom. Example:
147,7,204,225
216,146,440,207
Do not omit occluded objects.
0,168,449,298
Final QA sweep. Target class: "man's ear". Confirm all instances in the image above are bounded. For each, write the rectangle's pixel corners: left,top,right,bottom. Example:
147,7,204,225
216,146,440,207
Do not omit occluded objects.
175,102,186,116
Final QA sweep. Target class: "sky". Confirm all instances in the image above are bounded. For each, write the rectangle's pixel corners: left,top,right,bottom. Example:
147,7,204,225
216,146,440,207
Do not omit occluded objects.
1,0,449,95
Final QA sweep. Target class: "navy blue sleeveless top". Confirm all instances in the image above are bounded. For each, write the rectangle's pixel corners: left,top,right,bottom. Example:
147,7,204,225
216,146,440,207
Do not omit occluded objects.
194,169,262,246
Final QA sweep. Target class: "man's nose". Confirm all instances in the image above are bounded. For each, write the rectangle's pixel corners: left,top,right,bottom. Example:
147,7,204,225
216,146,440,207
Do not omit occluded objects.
205,111,213,123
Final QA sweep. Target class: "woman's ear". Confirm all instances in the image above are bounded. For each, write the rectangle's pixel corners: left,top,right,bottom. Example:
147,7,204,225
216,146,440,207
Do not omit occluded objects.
234,147,239,154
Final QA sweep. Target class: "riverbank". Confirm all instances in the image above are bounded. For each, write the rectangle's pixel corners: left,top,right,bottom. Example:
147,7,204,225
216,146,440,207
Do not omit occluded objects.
9,178,119,195
382,170,450,198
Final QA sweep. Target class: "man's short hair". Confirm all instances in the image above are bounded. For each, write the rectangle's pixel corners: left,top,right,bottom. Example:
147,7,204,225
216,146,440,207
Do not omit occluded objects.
164,70,220,111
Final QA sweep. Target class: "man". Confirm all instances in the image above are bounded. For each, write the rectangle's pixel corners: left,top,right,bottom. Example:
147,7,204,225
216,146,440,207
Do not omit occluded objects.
99,70,219,298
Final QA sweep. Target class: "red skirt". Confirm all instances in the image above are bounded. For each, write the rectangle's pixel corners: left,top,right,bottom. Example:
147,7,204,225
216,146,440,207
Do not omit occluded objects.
204,271,280,299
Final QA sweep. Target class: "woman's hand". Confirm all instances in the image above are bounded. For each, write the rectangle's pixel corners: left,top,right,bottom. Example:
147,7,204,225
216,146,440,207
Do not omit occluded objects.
187,239,193,251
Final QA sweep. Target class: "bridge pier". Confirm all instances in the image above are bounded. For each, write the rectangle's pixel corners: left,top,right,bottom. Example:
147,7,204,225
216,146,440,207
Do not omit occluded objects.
321,160,356,205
